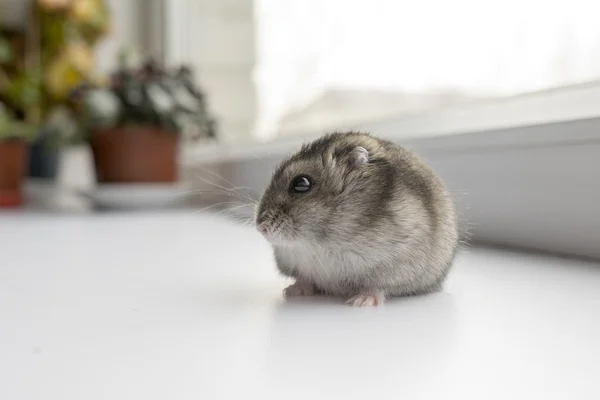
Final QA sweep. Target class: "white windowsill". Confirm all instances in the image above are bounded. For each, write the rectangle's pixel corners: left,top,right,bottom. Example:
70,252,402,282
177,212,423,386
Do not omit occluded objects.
2,212,599,400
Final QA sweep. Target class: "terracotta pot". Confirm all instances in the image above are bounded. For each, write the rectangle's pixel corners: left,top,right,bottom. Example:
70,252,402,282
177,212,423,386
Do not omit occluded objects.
90,127,179,184
0,140,28,208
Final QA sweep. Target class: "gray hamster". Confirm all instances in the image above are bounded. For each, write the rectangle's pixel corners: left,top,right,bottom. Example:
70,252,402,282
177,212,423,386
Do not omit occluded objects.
256,132,458,307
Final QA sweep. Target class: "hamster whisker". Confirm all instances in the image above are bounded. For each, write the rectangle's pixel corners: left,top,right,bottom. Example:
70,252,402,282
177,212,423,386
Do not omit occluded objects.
190,171,256,195
181,188,254,203
192,201,248,216
218,209,256,228
250,153,272,168
192,166,260,196
191,175,256,203
229,216,256,228
212,203,256,218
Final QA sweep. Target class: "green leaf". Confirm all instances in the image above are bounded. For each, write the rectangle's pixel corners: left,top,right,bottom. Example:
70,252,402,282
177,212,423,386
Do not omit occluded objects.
0,103,10,133
0,102,39,142
0,37,13,63
10,121,37,139
5,70,43,108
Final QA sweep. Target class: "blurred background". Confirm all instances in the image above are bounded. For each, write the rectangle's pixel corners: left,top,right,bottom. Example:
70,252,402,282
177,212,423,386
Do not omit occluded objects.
1,0,600,257
2,2,600,399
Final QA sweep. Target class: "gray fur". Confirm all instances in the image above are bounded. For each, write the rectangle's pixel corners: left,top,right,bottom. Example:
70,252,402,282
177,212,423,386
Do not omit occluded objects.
256,132,459,301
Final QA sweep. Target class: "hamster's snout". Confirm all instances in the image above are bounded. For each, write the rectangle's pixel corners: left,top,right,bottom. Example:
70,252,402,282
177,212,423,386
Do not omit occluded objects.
256,221,268,235
255,211,271,235
256,210,289,242
256,219,283,238
255,210,267,230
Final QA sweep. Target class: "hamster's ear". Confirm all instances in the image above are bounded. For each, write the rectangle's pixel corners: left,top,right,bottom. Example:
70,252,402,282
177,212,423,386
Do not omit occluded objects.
348,146,369,168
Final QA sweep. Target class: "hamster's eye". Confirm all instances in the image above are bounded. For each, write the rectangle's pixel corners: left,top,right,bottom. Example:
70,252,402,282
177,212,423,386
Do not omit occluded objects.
290,175,313,193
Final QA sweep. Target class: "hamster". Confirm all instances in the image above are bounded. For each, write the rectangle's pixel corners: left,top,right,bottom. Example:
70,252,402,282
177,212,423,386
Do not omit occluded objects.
256,132,459,307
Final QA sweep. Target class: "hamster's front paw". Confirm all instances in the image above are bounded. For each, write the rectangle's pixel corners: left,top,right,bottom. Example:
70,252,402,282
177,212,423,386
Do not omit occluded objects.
346,291,385,307
283,280,315,298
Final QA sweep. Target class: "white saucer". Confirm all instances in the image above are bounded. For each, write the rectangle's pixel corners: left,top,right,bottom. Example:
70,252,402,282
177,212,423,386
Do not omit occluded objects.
81,183,191,210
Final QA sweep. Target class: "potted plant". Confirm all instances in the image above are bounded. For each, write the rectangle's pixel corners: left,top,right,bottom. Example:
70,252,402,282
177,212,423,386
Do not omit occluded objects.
72,56,216,184
0,35,40,207
28,0,111,180
0,103,39,207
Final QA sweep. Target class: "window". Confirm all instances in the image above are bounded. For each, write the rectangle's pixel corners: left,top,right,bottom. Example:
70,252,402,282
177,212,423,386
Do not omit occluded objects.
255,0,600,139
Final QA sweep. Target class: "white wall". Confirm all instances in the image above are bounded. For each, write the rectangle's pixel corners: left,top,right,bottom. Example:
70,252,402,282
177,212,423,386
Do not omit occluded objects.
165,0,257,142
95,0,144,73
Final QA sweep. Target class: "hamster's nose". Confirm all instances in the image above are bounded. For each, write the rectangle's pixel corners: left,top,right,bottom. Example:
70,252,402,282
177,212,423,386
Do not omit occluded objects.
257,222,268,235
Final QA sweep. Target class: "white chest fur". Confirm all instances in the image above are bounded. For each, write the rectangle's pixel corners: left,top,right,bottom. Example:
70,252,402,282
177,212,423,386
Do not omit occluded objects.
276,244,377,289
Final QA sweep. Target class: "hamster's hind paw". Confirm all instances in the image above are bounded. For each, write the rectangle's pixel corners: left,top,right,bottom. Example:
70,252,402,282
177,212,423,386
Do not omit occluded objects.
283,280,315,298
346,291,385,307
